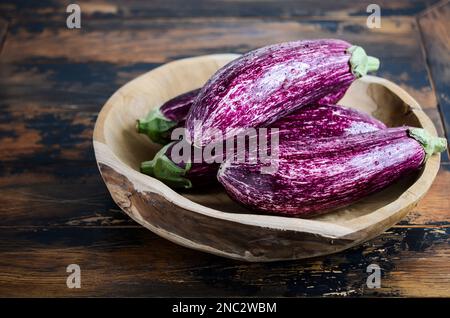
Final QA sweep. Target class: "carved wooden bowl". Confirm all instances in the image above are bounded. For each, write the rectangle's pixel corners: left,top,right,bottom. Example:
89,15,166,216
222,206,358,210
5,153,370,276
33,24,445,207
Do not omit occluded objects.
93,54,441,262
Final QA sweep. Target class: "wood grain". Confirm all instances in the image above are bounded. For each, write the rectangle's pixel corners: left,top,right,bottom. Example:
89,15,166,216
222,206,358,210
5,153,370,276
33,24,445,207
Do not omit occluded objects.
418,0,450,157
0,15,438,112
0,18,7,54
0,164,448,228
92,53,442,262
0,15,441,165
0,0,440,19
0,0,448,296
0,226,447,297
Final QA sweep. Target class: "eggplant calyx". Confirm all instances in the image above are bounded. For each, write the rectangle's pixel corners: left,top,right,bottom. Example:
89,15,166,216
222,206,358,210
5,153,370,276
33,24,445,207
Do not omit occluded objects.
347,45,380,78
140,143,192,189
136,108,178,144
408,127,447,161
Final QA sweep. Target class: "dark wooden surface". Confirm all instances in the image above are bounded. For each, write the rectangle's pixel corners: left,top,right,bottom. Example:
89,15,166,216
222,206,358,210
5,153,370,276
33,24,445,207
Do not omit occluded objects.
0,0,449,297
418,1,450,147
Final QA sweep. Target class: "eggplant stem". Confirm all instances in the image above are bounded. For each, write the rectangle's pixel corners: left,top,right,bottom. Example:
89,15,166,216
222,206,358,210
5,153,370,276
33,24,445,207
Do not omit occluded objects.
408,128,447,161
140,142,192,189
136,108,178,144
347,45,380,78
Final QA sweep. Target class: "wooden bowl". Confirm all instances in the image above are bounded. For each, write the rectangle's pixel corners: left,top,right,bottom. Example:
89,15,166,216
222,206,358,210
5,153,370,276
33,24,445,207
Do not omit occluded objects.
93,54,441,262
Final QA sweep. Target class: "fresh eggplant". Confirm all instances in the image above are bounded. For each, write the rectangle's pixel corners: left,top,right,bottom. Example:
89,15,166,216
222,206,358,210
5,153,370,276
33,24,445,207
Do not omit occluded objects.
186,39,380,147
217,127,447,217
141,104,386,188
270,104,386,138
137,88,200,144
136,83,366,145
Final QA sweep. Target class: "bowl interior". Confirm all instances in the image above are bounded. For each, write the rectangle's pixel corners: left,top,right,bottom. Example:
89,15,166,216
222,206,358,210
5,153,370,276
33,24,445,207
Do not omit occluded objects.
101,55,424,225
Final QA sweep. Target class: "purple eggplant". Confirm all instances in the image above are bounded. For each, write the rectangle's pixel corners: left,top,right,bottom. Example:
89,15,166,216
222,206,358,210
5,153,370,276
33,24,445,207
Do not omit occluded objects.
137,84,370,145
270,104,386,138
185,39,380,147
217,127,447,217
141,104,386,188
137,88,201,144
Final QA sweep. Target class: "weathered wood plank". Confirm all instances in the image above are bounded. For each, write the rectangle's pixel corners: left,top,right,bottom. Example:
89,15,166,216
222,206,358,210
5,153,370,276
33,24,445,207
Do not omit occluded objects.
0,166,448,228
423,108,449,162
0,0,447,297
0,107,96,163
0,58,157,111
0,16,446,228
0,0,441,20
423,108,446,136
0,171,134,227
0,16,441,165
0,18,7,54
0,17,427,64
0,16,437,109
418,1,450,156
2,107,442,166
0,226,447,297
401,167,450,225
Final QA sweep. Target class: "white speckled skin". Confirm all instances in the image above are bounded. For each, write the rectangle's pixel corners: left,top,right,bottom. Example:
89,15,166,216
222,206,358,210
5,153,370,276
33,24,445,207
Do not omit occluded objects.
186,39,357,147
147,104,386,188
217,127,426,217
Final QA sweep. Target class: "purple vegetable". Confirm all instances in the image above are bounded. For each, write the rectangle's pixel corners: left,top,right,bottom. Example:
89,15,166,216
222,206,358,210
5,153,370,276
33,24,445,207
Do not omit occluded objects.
186,39,380,147
137,88,201,144
137,84,367,145
271,104,386,138
217,127,447,217
141,104,386,188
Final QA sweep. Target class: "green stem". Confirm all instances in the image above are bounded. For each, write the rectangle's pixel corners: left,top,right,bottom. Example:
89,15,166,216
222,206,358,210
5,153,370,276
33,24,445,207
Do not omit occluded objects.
136,108,178,144
347,45,380,78
408,128,447,161
140,142,193,189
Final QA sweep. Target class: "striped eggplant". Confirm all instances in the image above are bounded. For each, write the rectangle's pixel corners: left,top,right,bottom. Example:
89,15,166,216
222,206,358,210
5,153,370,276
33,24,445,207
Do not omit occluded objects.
136,84,362,145
186,39,380,147
141,104,386,188
270,104,386,138
137,88,201,144
217,127,447,217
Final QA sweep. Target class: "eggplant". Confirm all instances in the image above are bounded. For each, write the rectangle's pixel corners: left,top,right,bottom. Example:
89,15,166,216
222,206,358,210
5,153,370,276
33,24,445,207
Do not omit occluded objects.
270,104,386,138
137,84,369,144
186,39,380,147
137,88,200,144
141,104,386,188
217,127,447,217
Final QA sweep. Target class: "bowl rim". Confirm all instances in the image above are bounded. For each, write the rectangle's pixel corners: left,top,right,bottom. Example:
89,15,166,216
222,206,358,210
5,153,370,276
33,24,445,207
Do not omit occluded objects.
93,54,441,241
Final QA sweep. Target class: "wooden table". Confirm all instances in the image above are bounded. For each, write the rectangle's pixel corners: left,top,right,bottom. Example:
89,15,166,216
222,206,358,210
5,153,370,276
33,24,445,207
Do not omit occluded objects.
0,0,448,297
